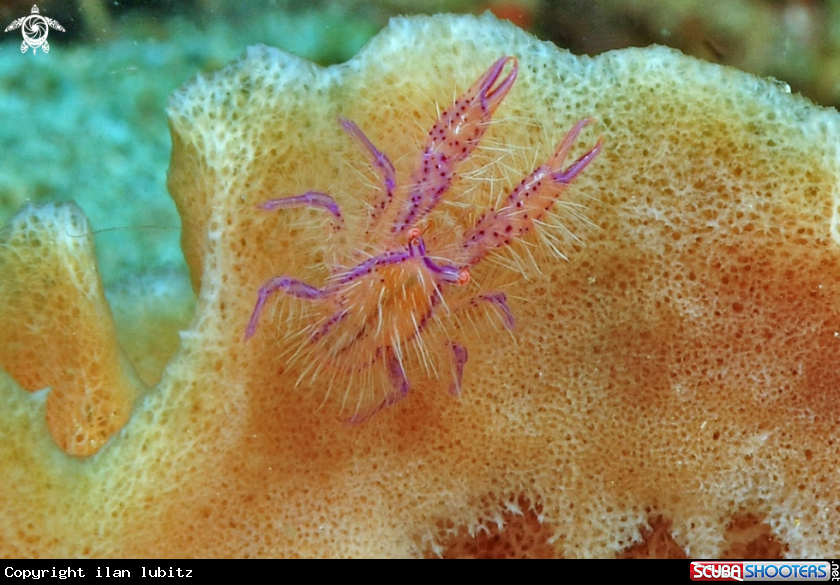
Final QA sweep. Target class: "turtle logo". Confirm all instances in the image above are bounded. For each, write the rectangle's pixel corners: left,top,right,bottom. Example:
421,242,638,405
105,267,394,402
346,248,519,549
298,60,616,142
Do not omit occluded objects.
4,5,65,54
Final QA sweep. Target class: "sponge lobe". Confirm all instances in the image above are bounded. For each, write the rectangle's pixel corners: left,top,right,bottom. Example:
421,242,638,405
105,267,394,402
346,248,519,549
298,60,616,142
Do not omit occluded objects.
0,203,144,456
1,13,840,557
164,15,840,557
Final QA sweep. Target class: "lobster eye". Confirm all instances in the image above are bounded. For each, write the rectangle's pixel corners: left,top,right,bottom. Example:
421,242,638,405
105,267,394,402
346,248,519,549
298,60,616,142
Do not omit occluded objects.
406,227,425,253
457,269,470,285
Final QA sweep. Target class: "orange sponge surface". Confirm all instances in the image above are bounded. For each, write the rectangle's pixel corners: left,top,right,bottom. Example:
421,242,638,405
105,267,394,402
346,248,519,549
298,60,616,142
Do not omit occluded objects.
0,203,144,457
1,13,840,557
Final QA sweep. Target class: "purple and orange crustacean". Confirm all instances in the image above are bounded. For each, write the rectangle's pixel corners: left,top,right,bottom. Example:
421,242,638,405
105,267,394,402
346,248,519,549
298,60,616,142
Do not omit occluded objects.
245,56,603,422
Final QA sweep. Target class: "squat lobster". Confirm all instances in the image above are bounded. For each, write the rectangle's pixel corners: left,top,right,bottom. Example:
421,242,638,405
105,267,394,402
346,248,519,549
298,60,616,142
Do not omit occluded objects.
245,56,602,422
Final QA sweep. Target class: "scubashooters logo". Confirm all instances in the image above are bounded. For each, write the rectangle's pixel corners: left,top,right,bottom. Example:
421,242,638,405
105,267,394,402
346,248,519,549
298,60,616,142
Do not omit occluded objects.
4,5,65,54
691,561,835,582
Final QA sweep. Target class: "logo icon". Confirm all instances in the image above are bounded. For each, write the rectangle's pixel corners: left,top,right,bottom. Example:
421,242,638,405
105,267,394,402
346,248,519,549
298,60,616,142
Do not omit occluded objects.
690,561,833,582
4,5,65,54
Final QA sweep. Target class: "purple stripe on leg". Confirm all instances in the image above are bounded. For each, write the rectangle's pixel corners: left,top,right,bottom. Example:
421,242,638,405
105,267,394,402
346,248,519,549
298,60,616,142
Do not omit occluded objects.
386,351,410,397
334,248,412,285
478,292,515,330
258,191,344,223
553,139,603,185
310,309,349,343
339,118,396,194
244,276,325,340
449,342,468,396
346,350,411,424
476,56,518,112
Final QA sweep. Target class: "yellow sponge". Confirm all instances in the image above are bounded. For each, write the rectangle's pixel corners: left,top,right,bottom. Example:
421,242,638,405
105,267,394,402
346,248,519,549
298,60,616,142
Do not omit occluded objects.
0,202,143,456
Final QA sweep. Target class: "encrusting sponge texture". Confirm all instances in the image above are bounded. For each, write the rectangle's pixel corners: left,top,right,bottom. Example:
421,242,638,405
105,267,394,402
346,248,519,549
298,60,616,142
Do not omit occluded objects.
0,203,144,457
1,13,840,557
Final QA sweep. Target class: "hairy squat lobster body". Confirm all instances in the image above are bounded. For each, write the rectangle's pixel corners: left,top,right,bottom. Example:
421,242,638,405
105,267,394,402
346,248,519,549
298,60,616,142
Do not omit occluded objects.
246,56,602,422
